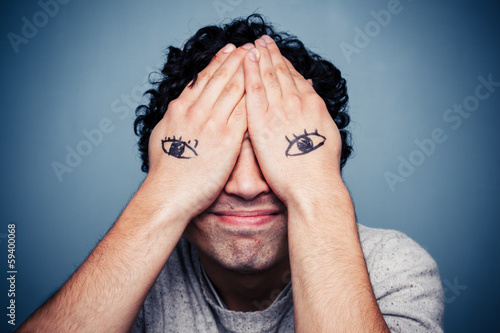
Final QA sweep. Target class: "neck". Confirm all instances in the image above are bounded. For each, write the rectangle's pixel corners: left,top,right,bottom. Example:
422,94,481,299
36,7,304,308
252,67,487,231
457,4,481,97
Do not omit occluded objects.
199,253,291,312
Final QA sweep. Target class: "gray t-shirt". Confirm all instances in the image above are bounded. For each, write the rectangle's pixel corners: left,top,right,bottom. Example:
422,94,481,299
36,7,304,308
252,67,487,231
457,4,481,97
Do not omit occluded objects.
131,225,444,332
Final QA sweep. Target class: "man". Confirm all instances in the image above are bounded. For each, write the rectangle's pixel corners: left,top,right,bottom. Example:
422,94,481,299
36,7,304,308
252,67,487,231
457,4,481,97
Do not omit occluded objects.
18,14,444,332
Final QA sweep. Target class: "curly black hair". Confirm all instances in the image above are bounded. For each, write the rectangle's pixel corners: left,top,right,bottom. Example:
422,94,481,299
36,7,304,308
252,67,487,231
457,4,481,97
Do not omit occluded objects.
134,14,352,172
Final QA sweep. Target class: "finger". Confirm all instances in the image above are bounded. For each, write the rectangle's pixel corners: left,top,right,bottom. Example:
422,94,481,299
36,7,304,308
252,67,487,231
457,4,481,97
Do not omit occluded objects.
244,47,269,121
177,43,236,102
282,57,316,94
254,37,282,107
211,64,245,124
227,94,248,137
194,44,253,111
260,35,299,97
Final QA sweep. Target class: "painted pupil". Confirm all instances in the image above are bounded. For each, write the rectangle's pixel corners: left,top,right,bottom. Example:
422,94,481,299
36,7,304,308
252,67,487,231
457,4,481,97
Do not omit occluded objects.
297,136,313,152
169,141,185,156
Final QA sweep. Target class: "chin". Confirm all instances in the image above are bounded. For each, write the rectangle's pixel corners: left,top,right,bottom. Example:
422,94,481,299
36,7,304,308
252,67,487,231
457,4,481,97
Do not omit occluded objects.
211,237,288,274
184,213,289,274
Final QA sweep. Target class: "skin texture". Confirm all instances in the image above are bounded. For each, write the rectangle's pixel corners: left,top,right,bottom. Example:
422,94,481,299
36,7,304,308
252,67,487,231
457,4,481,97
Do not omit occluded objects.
17,38,390,332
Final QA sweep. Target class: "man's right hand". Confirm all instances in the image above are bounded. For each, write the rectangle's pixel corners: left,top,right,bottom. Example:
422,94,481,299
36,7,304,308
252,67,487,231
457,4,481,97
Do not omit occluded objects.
144,43,252,222
16,44,252,333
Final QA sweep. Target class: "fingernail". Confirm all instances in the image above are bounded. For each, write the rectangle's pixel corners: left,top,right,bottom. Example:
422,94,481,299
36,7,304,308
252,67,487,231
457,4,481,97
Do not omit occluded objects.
247,48,259,61
222,43,236,53
256,38,267,47
261,35,274,44
241,43,254,50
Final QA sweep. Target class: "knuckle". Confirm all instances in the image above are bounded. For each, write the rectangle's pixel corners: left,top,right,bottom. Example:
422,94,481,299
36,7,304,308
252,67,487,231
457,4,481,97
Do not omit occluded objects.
213,51,226,63
186,104,204,118
291,70,303,80
205,118,220,133
286,93,302,108
223,81,241,94
308,93,326,108
263,70,277,81
275,63,289,75
167,99,183,112
212,68,229,81
197,69,211,81
249,82,265,93
206,52,226,70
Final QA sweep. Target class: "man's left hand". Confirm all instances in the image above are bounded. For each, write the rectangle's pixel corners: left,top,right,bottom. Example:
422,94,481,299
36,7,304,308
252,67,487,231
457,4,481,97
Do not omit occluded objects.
243,35,343,207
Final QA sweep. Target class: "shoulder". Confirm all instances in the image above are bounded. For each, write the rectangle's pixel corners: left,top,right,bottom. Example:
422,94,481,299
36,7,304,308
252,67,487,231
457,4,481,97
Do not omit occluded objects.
358,223,424,254
358,224,445,332
358,224,437,277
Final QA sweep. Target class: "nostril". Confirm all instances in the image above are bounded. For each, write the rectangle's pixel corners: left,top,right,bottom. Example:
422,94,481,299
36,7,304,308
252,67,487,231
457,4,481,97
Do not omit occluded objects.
223,165,271,201
224,174,270,201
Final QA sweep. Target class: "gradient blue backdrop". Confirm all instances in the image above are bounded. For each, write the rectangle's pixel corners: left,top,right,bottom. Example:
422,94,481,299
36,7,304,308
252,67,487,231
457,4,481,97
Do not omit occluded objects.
1,0,499,331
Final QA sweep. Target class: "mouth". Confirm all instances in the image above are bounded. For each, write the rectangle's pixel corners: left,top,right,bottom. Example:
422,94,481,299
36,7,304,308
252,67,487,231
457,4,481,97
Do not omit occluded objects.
207,209,284,227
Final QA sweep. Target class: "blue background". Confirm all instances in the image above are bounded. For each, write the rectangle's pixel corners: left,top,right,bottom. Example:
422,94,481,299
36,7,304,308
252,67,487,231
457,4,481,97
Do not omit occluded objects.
1,0,499,331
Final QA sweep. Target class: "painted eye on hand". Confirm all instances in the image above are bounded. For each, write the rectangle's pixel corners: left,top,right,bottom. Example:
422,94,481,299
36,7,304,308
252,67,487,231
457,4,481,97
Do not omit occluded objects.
285,129,326,157
161,136,198,159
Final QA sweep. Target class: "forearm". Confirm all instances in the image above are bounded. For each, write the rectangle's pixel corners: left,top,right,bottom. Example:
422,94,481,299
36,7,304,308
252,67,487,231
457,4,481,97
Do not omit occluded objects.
287,177,389,333
18,178,189,332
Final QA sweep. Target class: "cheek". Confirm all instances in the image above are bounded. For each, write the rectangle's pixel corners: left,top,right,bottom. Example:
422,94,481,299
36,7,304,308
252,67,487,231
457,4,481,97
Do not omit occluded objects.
182,215,229,252
182,218,207,247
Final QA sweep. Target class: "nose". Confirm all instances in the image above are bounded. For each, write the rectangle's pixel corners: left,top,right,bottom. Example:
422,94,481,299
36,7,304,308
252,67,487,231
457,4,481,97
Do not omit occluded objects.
223,135,271,201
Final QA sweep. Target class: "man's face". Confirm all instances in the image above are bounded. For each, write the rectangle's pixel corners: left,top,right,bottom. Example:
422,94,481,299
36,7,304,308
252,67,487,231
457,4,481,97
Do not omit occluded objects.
183,132,289,274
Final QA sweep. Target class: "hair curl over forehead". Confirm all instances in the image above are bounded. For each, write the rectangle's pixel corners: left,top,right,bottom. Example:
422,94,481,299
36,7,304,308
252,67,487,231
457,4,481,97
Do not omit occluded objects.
134,14,352,172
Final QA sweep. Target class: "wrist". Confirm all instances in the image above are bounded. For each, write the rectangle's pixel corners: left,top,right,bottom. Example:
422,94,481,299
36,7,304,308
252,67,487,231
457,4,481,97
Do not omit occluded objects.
285,175,355,228
284,173,347,207
134,175,193,227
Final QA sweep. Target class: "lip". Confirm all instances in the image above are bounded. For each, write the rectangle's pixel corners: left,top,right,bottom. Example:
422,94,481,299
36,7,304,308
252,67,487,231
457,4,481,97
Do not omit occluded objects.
208,209,283,227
